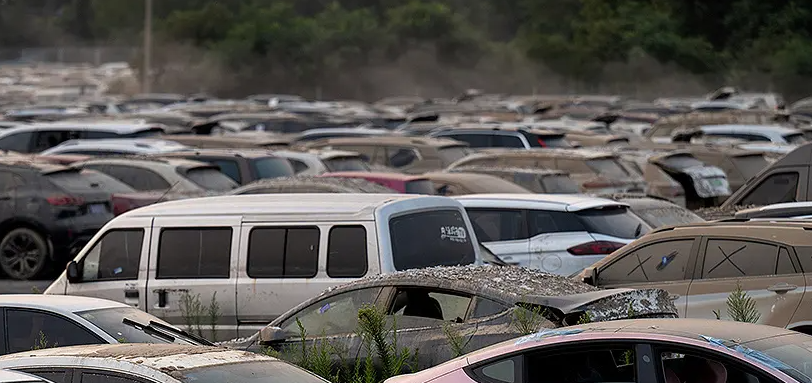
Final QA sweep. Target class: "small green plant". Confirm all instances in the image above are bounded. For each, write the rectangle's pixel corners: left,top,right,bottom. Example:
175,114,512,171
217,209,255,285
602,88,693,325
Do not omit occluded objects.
117,336,128,343
726,282,761,323
32,331,57,350
511,304,547,335
442,322,473,358
207,292,221,341
627,302,637,318
179,291,204,337
577,311,593,325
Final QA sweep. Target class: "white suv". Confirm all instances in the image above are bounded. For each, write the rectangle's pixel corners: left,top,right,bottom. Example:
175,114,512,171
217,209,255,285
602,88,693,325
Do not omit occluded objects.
455,194,651,276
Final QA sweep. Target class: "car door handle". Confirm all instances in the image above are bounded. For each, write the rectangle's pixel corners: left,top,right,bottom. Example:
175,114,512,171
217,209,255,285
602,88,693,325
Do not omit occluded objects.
156,290,168,308
668,293,680,301
767,283,798,293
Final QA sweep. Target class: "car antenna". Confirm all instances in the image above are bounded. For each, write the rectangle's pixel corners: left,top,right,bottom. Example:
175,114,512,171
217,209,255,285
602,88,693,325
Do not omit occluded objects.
156,180,182,203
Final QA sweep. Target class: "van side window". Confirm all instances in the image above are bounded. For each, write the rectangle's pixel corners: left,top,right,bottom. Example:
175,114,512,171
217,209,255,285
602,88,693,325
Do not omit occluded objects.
327,226,368,278
157,228,232,279
248,227,319,278
80,229,144,281
739,172,799,206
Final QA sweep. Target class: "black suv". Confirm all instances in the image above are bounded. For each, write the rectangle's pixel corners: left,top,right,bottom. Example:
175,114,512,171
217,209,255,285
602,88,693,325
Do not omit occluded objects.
158,149,295,184
0,161,118,279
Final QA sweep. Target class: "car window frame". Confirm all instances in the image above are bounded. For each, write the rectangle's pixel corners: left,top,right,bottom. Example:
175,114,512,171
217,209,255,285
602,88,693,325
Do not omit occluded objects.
277,287,384,338
18,367,74,383
739,170,803,207
3,307,105,354
73,368,155,383
77,228,145,282
382,285,477,325
596,237,701,287
693,236,802,280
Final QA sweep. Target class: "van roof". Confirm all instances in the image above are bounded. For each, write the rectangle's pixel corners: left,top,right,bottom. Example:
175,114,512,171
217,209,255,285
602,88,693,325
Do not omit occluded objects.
119,193,456,219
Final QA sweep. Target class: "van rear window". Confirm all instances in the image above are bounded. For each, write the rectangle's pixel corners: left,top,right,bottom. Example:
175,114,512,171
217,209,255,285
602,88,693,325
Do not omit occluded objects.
389,210,476,270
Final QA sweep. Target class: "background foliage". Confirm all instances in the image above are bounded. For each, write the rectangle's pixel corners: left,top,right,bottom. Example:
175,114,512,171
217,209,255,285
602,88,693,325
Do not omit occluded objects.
2,0,812,99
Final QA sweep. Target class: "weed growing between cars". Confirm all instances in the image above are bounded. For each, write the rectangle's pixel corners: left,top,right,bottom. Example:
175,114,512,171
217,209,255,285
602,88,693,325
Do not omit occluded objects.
713,282,761,323
442,322,473,358
179,291,221,341
512,304,548,335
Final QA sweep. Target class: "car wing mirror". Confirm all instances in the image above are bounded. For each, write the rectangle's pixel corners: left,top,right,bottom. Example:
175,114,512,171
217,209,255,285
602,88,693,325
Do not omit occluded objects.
66,260,81,283
259,325,289,344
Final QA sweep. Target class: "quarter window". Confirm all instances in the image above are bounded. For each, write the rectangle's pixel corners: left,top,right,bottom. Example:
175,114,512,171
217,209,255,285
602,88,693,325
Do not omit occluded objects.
157,228,232,279
327,226,367,278
702,239,781,279
598,239,695,285
527,210,585,235
6,309,101,353
80,229,144,281
248,227,319,278
740,172,799,206
466,209,527,242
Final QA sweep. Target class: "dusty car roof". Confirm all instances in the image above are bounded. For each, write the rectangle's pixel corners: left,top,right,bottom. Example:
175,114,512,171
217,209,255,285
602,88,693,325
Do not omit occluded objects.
450,166,569,176
322,171,427,181
159,148,281,159
438,124,564,135
165,134,291,148
422,172,531,193
454,193,628,211
306,136,466,148
230,176,397,194
0,294,127,313
75,156,211,169
699,124,800,135
0,343,269,370
478,148,616,159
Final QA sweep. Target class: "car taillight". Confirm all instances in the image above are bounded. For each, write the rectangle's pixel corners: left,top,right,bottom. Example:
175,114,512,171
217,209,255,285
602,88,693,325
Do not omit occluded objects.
112,197,131,216
47,195,84,206
537,137,548,147
582,179,614,189
567,241,625,256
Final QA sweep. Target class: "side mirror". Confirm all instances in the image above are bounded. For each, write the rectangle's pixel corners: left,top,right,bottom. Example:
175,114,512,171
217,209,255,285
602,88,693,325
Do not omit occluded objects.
582,267,597,286
66,261,81,283
258,326,288,345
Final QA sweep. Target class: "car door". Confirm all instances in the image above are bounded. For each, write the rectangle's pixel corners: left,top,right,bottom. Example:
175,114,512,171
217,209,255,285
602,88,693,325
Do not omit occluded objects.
236,222,379,338
464,209,529,266
146,216,240,342
685,237,804,327
595,238,700,316
67,221,152,310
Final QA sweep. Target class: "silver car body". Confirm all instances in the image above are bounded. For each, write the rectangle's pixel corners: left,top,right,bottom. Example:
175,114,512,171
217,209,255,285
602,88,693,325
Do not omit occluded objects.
455,194,650,276
41,138,191,156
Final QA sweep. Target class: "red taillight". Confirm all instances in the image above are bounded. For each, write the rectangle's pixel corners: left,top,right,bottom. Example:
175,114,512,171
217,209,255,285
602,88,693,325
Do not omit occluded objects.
567,241,625,256
112,198,131,216
582,179,614,189
47,195,84,206
537,137,548,147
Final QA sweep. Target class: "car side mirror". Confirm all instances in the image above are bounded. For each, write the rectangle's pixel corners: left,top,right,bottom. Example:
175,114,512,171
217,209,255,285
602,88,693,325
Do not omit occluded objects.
582,267,597,286
259,326,288,345
66,261,81,283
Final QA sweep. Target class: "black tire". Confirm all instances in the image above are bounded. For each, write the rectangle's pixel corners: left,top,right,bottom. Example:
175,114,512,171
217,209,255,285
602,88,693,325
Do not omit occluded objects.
0,228,49,280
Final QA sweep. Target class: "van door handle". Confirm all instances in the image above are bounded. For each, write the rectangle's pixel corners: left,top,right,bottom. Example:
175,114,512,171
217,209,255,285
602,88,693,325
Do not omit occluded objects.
767,283,797,294
156,290,168,308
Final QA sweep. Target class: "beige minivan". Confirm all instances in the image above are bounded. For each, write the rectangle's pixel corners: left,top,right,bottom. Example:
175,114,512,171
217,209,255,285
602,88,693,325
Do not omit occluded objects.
580,220,812,334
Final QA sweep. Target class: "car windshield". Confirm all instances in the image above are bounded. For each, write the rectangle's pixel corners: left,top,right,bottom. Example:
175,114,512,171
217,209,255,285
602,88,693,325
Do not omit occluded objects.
404,179,435,194
438,146,471,165
47,169,136,194
576,205,650,239
324,157,371,172
733,154,770,179
587,158,630,178
390,209,476,270
76,307,198,345
177,360,326,383
631,206,705,228
784,132,807,145
185,167,239,191
541,175,581,193
252,157,296,179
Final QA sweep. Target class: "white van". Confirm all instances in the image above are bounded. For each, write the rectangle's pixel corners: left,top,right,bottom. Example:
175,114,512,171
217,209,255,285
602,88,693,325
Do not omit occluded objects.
44,194,481,340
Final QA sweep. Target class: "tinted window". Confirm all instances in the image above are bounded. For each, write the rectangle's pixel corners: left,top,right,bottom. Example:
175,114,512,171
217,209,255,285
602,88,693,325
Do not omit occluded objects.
248,227,319,278
540,175,580,193
470,296,507,318
279,288,381,337
733,155,769,179
80,372,145,383
323,157,370,172
253,157,295,179
784,132,807,144
494,135,526,148
441,134,491,148
83,131,119,139
33,130,76,152
22,370,68,383
576,206,650,239
0,131,33,152
80,229,144,281
390,210,476,270
94,165,171,191
466,209,527,242
184,167,238,191
527,134,571,148
157,228,232,279
524,345,637,383
701,239,781,278
404,179,435,194
327,226,367,278
210,160,241,183
47,169,135,194
528,210,586,235
740,172,799,206
6,309,101,353
388,148,418,168
0,171,23,191
598,239,695,285
587,159,630,178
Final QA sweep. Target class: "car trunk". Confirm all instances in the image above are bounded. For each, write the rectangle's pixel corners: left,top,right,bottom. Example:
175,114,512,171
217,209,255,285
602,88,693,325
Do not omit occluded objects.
581,158,646,194
43,169,115,216
654,154,732,205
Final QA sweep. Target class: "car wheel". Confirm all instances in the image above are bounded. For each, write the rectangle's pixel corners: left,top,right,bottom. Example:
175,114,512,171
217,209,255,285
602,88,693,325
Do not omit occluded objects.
0,228,49,280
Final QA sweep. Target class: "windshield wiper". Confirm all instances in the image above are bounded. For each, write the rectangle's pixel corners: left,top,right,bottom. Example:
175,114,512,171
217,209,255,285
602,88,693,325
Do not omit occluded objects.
121,318,214,346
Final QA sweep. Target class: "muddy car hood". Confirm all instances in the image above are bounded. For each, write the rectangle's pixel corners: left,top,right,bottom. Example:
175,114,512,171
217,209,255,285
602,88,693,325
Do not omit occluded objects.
530,288,677,324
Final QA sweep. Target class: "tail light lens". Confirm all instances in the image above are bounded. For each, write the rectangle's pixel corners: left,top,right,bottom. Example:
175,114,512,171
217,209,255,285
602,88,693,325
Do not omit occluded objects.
582,178,615,189
47,195,84,206
112,196,131,216
567,241,625,256
537,137,548,147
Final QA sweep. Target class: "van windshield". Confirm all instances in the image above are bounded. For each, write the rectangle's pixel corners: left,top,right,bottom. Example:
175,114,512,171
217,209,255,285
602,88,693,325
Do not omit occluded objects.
390,210,476,270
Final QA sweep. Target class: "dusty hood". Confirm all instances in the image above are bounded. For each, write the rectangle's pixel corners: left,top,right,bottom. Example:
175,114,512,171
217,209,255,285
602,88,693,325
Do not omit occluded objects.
530,288,677,324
